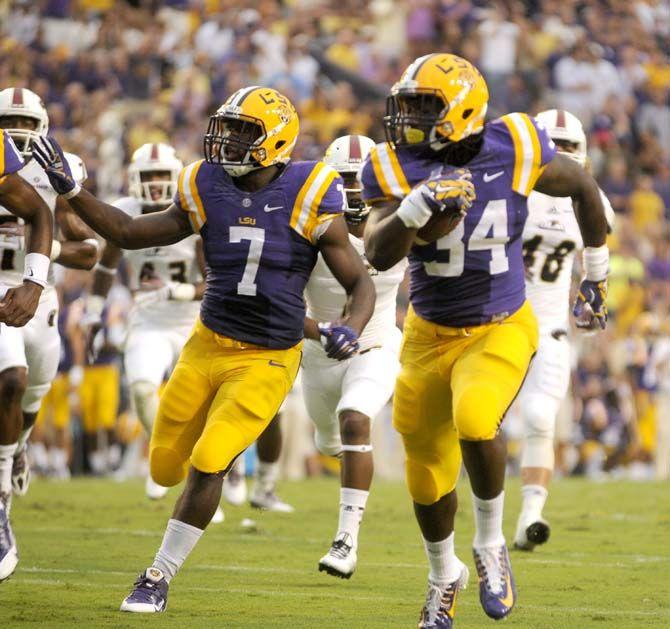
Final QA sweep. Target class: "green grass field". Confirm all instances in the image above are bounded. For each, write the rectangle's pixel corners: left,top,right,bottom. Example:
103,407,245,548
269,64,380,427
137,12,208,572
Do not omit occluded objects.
2,477,669,628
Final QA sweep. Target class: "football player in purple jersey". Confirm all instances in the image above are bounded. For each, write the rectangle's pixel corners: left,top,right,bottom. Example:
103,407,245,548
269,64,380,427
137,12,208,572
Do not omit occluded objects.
362,54,609,628
32,86,375,613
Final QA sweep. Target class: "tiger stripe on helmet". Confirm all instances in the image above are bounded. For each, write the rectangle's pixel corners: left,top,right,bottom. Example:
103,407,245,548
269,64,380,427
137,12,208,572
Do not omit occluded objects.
231,85,261,107
501,113,546,197
291,162,340,243
177,160,207,232
369,143,411,199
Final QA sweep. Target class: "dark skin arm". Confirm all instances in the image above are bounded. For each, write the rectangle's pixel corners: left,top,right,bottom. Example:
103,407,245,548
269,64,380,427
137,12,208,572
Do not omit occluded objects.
317,216,375,336
363,199,412,272
0,173,53,326
534,153,607,247
67,189,193,249
54,197,99,269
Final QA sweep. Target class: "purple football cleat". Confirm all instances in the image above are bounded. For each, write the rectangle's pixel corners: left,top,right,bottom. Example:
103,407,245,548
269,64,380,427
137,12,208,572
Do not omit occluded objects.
120,567,169,613
418,563,469,628
473,544,516,620
0,495,18,582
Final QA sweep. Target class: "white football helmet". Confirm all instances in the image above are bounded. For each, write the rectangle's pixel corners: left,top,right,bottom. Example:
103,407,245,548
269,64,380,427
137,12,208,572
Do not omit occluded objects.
323,135,375,223
535,109,587,166
0,87,49,157
128,143,183,206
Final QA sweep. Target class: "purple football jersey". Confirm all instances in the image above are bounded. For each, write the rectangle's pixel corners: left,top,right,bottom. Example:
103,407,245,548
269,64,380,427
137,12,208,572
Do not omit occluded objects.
361,113,556,327
0,130,25,177
174,160,344,348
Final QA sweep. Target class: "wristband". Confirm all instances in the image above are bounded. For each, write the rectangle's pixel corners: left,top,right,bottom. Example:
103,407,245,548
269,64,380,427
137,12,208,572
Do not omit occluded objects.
94,262,117,276
168,282,197,301
62,182,82,200
396,189,432,229
83,237,100,251
23,252,50,288
86,294,105,318
583,245,609,281
50,240,62,261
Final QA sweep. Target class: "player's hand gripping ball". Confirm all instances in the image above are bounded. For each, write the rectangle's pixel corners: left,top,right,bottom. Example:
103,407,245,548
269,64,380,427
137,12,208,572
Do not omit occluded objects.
415,168,475,244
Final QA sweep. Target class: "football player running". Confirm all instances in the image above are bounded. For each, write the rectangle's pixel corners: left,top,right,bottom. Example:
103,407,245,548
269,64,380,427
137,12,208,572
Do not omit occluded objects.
83,142,208,502
0,87,96,582
362,54,609,627
301,134,407,579
513,109,614,551
32,86,374,613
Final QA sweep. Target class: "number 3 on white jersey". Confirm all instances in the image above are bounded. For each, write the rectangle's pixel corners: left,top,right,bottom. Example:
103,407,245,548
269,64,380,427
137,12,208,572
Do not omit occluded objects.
229,226,265,296
424,199,509,277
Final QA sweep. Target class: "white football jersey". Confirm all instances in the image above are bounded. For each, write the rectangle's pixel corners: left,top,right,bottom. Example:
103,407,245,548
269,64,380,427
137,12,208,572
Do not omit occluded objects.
0,152,84,286
115,196,201,329
524,189,613,333
304,233,407,349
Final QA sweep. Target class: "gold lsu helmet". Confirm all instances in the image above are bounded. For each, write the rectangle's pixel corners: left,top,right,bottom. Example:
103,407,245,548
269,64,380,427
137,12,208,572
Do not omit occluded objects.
384,53,489,149
204,86,299,177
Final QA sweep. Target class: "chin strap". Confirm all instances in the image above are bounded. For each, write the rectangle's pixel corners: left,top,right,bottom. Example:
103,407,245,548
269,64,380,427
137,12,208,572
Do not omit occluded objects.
340,444,373,453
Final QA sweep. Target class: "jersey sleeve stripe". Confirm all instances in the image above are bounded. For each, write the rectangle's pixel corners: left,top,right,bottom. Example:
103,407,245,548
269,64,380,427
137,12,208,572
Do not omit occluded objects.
0,131,5,175
377,143,411,198
178,161,206,231
303,169,339,243
521,114,544,194
290,162,323,232
369,146,392,199
188,160,207,227
290,162,334,239
502,113,536,197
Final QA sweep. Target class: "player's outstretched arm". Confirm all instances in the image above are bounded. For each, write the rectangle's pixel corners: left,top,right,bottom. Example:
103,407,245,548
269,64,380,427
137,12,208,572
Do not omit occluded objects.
53,197,99,269
534,153,609,330
0,172,53,326
318,216,375,337
32,136,193,249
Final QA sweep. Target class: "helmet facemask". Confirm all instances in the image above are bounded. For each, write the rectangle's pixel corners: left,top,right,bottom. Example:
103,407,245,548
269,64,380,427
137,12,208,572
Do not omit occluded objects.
553,138,586,167
204,113,266,177
133,170,175,210
384,90,451,151
341,171,370,225
0,114,45,158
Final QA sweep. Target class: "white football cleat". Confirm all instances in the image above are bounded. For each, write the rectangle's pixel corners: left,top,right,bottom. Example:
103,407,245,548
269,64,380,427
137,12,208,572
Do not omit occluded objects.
222,466,247,506
513,514,550,551
318,532,357,579
11,445,30,496
0,497,18,582
250,488,294,513
145,475,168,500
211,506,225,524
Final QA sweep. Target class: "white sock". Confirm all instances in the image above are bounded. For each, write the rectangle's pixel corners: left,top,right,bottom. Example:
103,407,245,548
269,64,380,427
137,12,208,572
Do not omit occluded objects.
0,442,18,495
472,491,506,548
255,461,279,494
152,518,204,583
337,487,368,548
423,532,462,584
520,484,548,522
17,424,34,450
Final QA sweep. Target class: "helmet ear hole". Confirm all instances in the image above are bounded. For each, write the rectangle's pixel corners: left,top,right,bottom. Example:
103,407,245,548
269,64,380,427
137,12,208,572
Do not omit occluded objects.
462,108,473,119
275,140,286,149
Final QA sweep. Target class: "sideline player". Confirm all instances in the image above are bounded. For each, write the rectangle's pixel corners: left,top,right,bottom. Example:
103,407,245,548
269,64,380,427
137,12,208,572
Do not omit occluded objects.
513,109,614,551
362,54,609,627
0,88,97,497
32,86,375,613
301,134,406,578
83,142,205,500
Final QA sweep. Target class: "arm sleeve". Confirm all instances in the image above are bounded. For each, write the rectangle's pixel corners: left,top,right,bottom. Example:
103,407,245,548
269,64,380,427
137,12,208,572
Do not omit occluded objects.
0,130,25,178
290,162,345,244
500,112,557,197
174,160,207,233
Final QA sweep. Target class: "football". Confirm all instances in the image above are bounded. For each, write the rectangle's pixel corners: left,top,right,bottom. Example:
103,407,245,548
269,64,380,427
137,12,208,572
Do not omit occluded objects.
415,209,463,244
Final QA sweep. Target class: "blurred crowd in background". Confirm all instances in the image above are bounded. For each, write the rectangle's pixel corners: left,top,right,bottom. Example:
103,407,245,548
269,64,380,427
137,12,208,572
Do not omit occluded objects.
1,0,669,482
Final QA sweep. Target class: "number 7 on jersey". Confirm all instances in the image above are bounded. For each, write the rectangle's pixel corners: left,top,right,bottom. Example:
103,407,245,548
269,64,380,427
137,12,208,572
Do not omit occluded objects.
229,226,265,296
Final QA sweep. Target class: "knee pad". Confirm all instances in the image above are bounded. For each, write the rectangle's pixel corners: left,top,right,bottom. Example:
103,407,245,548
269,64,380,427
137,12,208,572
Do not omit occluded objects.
150,446,189,487
521,394,558,469
22,382,51,414
314,429,342,457
454,383,501,441
131,380,159,434
404,451,460,506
